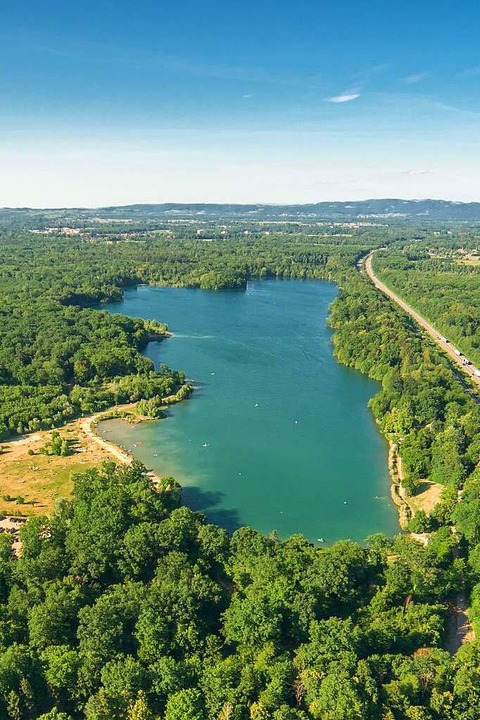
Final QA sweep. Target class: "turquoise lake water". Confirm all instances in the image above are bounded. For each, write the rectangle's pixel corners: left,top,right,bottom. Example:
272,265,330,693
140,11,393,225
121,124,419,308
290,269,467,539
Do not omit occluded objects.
100,280,398,542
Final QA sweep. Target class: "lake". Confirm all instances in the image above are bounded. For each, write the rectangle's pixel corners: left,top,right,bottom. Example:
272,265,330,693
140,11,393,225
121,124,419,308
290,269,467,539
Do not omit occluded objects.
100,280,398,542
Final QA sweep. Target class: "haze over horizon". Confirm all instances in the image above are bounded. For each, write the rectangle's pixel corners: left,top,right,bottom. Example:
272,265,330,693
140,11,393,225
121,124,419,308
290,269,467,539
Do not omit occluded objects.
2,197,480,212
2,1,480,206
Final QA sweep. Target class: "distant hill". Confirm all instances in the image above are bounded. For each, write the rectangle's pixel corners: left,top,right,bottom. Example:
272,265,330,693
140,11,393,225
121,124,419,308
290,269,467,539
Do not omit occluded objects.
2,199,480,224
99,199,480,221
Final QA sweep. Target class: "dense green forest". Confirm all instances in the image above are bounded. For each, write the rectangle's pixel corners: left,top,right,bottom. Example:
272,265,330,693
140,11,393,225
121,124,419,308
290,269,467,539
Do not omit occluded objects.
0,456,479,720
372,238,480,367
0,460,476,720
1,221,480,718
0,228,387,439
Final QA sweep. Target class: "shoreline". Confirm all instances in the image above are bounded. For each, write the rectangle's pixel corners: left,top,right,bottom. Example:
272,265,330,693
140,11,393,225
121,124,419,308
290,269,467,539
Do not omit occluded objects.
387,440,412,530
1,344,428,538
0,389,192,515
2,402,436,539
387,438,443,541
75,381,194,482
82,406,165,487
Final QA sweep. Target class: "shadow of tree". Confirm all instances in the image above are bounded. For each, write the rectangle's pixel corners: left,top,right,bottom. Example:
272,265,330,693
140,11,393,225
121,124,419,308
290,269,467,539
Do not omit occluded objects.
182,485,241,533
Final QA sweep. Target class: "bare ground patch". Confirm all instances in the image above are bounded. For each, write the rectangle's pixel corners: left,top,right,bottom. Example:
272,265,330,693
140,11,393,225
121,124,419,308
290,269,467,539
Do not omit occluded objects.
0,411,132,516
409,480,444,515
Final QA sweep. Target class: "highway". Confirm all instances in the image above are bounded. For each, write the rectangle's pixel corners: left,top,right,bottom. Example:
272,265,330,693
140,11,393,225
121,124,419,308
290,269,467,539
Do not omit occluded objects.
364,251,480,391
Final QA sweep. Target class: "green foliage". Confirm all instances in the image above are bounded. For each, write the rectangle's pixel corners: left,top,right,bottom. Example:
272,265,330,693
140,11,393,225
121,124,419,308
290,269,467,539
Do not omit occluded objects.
408,511,436,534
134,397,165,419
374,244,480,367
0,222,479,719
40,432,71,457
0,460,472,718
329,271,480,498
0,236,188,439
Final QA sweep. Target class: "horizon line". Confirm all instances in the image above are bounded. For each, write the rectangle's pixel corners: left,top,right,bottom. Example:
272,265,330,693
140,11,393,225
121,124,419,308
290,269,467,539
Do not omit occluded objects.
1,197,479,211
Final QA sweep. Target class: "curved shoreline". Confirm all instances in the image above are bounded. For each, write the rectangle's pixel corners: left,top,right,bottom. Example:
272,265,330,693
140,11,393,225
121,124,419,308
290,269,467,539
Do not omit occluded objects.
387,440,412,530
0,393,190,515
81,399,187,488
80,407,135,466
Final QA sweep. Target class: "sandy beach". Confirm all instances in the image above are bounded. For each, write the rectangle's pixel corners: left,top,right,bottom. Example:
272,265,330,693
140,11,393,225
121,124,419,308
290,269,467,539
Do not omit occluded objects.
0,404,164,516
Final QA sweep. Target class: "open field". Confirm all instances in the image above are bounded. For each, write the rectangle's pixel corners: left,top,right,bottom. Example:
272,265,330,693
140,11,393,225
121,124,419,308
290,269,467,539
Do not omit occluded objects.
0,409,138,516
457,256,480,266
408,480,444,515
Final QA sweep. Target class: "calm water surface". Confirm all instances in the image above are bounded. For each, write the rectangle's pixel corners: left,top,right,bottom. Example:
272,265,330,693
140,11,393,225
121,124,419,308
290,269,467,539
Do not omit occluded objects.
101,280,398,542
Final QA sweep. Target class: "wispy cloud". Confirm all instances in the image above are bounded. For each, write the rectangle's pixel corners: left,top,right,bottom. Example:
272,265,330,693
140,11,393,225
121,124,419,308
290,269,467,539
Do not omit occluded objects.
460,66,480,77
326,92,360,104
402,71,430,84
399,169,434,176
26,35,321,90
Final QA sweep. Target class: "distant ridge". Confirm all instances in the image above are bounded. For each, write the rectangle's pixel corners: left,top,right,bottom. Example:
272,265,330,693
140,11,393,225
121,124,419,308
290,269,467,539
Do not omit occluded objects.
3,199,480,222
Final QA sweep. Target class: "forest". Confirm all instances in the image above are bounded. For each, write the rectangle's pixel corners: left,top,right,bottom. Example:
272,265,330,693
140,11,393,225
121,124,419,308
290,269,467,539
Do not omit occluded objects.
0,456,478,720
0,460,475,720
329,272,480,502
0,220,479,718
372,237,480,367
0,227,386,439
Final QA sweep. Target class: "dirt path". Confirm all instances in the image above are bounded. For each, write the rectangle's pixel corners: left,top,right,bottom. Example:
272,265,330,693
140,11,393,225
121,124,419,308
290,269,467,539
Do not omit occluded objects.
446,593,475,653
387,442,411,529
364,252,480,394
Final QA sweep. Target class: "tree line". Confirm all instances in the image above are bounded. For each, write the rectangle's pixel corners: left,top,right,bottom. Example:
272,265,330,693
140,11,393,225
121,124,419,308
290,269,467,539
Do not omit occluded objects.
372,241,480,367
0,460,477,720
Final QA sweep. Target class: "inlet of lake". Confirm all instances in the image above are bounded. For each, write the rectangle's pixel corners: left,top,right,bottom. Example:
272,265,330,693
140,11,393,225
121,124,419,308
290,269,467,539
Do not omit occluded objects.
100,280,398,543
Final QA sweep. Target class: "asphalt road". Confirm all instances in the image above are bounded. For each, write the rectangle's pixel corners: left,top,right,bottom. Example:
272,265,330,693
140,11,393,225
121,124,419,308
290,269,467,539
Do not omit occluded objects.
364,252,480,391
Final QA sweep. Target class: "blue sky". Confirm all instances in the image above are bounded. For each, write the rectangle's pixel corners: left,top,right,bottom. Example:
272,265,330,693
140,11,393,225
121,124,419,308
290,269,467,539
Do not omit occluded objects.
1,0,480,205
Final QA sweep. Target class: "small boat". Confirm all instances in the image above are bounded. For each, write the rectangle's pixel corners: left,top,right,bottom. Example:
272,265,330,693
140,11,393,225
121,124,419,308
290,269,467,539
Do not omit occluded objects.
317,537,325,543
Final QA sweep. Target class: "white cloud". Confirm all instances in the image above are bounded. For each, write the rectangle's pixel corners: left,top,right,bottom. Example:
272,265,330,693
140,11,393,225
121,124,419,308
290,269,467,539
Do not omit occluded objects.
385,169,435,177
402,71,429,84
327,92,360,103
